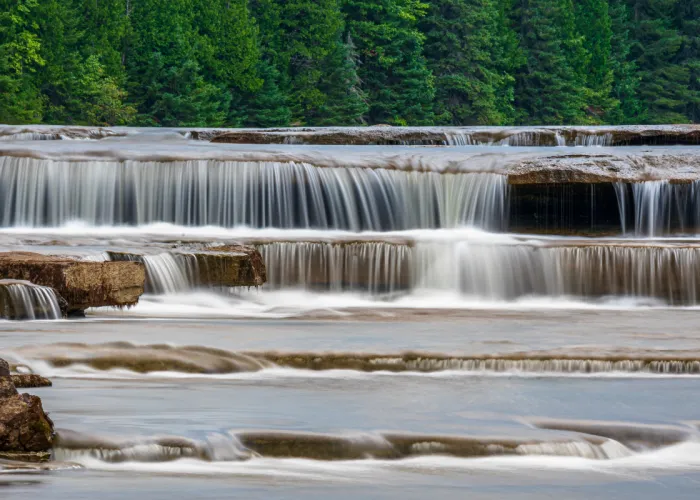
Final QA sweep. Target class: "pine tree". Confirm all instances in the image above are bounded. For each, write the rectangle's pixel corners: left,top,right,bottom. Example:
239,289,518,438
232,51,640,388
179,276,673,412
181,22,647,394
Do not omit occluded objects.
245,60,293,126
512,0,588,124
68,55,136,125
675,0,700,122
574,0,618,122
33,0,85,122
313,35,368,125
420,0,517,125
608,0,644,122
80,0,129,81
194,0,262,126
342,0,435,125
0,0,44,123
125,0,230,126
627,0,692,123
248,0,292,126
278,0,343,123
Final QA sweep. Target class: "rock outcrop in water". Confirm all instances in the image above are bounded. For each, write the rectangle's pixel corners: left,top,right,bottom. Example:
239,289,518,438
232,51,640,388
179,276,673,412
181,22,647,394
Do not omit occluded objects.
108,245,266,291
0,358,54,459
10,374,53,388
0,253,145,315
197,245,267,287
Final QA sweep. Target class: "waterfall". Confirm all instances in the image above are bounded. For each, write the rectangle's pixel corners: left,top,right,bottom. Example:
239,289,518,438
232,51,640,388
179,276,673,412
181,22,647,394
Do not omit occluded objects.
259,241,410,294
141,254,198,294
0,280,62,319
0,157,508,231
613,181,700,236
0,133,61,141
108,252,198,294
574,133,613,147
255,239,700,305
443,132,474,146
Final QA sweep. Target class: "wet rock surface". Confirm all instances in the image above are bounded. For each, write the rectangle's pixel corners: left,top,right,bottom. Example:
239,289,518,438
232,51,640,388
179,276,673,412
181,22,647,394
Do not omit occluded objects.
197,245,267,287
0,252,145,314
0,359,54,455
11,374,52,388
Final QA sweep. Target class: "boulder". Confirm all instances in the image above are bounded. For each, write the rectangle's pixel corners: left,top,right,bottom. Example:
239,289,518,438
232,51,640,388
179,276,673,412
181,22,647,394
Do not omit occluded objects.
194,245,266,287
11,374,52,389
0,363,54,455
0,252,145,314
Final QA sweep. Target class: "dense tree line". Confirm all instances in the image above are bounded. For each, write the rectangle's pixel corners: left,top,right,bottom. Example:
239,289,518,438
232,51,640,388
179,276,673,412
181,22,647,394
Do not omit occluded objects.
0,0,697,126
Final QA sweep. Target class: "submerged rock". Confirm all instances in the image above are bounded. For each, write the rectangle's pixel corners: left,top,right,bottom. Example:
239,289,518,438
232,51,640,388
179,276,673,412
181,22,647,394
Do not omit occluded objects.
0,360,54,456
11,374,52,388
0,252,145,314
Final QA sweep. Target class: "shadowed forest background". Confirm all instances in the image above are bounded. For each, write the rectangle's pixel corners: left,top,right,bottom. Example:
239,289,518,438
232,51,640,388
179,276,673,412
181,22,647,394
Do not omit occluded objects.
0,0,698,127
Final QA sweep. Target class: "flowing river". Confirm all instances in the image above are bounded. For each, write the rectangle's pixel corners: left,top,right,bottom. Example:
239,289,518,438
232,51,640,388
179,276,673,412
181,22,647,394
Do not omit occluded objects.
1,126,700,499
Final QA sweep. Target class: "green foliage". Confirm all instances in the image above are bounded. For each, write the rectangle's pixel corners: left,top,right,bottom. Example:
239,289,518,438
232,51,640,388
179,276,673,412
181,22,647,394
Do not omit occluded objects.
421,0,517,125
136,55,231,127
313,35,369,125
0,0,699,125
245,61,292,127
69,56,136,126
342,0,435,125
675,0,700,123
512,0,588,124
0,0,44,123
195,0,262,125
607,0,644,123
628,0,695,123
574,0,619,122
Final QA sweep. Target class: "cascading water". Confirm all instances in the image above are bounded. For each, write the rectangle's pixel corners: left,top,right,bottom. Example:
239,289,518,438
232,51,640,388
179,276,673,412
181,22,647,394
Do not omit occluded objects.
0,157,508,231
2,128,700,310
140,254,198,294
614,180,700,236
0,133,61,141
259,241,411,294
108,252,198,294
0,280,62,319
254,239,700,305
574,133,613,147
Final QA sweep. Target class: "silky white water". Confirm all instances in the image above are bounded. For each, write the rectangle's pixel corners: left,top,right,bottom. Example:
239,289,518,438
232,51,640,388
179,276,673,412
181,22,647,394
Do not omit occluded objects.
0,280,62,319
0,157,508,231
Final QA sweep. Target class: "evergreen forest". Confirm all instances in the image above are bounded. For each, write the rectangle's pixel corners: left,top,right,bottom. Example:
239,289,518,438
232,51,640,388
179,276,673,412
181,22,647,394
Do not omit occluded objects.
1,0,698,127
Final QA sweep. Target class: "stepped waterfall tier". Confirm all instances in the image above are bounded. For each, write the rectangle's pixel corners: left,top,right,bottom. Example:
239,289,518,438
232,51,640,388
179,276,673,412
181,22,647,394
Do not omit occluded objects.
0,156,507,230
255,238,700,304
0,280,62,320
3,124,700,147
3,126,700,497
3,139,700,234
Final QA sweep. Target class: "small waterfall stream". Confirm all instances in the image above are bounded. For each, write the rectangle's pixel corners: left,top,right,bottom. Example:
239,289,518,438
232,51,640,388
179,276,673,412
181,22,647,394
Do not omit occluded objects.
0,280,62,319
